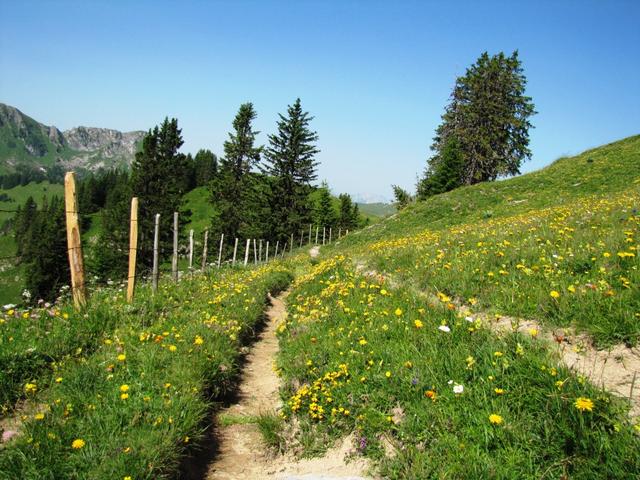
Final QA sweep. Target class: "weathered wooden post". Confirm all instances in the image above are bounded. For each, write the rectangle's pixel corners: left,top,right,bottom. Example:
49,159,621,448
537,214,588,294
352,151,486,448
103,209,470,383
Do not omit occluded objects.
290,233,294,253
232,238,238,266
253,239,258,264
338,227,342,239
152,213,160,293
346,229,349,236
244,239,250,266
299,231,303,248
308,224,312,245
188,229,194,269
126,197,139,303
266,241,270,262
315,226,319,244
323,227,326,245
64,172,86,308
201,230,209,270
275,240,279,257
282,243,287,258
329,227,332,244
217,233,224,268
259,239,263,262
172,212,179,281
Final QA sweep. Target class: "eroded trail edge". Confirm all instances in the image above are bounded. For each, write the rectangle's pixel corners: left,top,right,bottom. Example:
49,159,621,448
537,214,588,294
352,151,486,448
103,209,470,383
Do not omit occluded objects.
205,291,371,480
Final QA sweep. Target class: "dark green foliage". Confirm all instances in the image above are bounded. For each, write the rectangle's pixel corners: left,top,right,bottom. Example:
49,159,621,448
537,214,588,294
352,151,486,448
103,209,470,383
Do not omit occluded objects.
391,185,414,209
131,118,190,271
417,136,465,199
210,103,262,240
337,193,359,230
421,51,536,196
91,172,131,281
17,196,70,301
193,149,218,187
314,182,337,229
262,98,319,242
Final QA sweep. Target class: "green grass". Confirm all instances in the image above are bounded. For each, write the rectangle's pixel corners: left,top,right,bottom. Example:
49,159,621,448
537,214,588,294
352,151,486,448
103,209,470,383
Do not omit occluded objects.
0,265,292,479
182,186,214,234
274,135,640,477
357,202,396,218
277,256,639,478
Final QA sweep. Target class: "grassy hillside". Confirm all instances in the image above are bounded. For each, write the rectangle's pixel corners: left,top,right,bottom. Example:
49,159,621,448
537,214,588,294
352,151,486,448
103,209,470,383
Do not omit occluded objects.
1,135,638,478
357,202,396,218
275,134,640,478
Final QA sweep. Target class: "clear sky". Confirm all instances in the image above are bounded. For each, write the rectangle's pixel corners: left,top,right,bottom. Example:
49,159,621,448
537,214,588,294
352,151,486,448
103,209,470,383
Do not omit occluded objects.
1,1,638,202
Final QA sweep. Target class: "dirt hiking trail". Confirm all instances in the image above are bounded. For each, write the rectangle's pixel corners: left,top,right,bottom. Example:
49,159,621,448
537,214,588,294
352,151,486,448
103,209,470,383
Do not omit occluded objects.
205,291,371,480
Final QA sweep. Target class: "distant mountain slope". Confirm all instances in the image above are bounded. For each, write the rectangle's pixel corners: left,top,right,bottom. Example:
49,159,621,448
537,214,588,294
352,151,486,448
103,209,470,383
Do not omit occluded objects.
0,103,144,174
357,202,396,218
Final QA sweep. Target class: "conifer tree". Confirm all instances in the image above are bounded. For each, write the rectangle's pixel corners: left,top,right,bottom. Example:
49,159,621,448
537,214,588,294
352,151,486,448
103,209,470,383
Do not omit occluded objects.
194,149,218,187
131,118,189,270
210,103,262,241
419,51,535,197
262,98,319,241
314,183,337,229
338,193,356,230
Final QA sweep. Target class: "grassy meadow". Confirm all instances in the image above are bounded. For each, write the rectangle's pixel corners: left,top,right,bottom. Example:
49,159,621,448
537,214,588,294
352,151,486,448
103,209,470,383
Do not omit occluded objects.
0,135,638,479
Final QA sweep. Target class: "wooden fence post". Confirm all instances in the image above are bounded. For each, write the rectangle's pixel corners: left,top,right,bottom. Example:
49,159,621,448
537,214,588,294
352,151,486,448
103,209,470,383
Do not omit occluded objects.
308,224,312,245
172,212,179,281
329,227,332,244
188,229,194,269
299,231,303,248
275,240,279,257
252,239,257,264
126,197,139,303
338,227,342,239
152,213,160,293
282,243,287,258
315,226,319,245
201,230,209,270
259,239,263,262
64,172,86,308
323,227,326,245
244,239,250,266
217,233,224,268
266,241,269,262
290,233,294,253
232,238,238,266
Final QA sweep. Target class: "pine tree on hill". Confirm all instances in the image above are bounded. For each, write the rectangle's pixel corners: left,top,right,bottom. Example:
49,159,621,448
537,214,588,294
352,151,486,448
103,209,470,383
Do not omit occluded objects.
210,103,262,241
262,98,319,241
314,183,337,229
419,50,536,198
131,118,190,270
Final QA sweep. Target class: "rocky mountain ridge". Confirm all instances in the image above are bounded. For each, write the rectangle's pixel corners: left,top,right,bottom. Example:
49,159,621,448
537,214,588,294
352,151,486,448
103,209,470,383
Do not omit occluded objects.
0,103,145,174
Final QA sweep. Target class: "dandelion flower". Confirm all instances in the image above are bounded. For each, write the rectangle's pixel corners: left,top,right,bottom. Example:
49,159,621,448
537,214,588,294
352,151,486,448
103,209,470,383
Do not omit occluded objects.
194,335,204,345
71,438,86,449
574,397,594,412
414,319,423,329
120,384,129,392
550,290,560,299
117,354,126,362
394,308,403,316
489,414,503,425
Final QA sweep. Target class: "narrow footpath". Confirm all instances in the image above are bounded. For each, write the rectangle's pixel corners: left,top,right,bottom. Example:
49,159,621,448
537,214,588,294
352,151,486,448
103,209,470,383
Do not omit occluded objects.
205,290,371,480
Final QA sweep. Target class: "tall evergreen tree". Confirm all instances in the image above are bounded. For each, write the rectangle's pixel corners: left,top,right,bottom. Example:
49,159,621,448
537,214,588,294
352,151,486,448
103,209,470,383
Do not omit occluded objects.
194,149,218,187
20,196,70,301
131,118,189,270
314,183,337,229
338,193,356,230
262,98,319,241
420,51,535,196
210,103,262,240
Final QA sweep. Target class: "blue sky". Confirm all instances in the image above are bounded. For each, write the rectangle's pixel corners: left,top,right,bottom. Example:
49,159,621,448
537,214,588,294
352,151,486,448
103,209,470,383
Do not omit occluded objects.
1,1,638,202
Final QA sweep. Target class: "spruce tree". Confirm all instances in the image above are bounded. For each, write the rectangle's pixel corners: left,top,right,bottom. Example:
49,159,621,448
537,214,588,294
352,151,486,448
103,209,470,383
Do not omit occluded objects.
210,103,262,241
131,118,189,270
420,51,535,195
194,149,218,187
262,98,319,241
314,183,337,229
338,193,355,230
